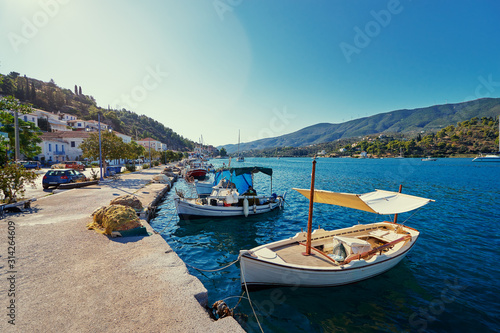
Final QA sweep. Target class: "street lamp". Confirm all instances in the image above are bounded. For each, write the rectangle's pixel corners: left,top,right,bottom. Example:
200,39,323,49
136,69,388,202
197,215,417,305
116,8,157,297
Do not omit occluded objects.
149,139,152,168
98,114,103,181
14,110,20,161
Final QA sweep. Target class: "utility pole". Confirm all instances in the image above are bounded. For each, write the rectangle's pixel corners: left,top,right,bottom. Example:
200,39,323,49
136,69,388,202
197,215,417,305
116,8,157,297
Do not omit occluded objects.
14,110,20,161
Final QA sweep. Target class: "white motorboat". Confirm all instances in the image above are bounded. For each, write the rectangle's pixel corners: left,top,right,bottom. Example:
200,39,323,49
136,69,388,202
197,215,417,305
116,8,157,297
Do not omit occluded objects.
240,160,434,289
421,156,437,161
175,167,285,219
472,115,500,162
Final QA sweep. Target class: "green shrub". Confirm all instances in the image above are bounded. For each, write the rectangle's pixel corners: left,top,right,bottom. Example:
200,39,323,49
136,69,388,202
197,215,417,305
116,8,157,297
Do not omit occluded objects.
153,160,160,166
142,164,150,169
125,164,136,172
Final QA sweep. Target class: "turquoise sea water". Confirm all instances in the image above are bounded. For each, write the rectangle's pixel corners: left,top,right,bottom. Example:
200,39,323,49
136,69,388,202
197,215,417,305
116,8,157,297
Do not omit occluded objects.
150,157,500,332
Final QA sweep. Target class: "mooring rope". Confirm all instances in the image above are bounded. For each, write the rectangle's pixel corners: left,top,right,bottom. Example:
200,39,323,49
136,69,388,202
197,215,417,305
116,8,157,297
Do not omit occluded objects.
154,211,177,234
186,254,241,272
241,266,265,333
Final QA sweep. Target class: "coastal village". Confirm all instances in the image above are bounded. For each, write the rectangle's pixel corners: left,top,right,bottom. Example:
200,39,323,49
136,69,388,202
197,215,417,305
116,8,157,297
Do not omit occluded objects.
1,1,499,328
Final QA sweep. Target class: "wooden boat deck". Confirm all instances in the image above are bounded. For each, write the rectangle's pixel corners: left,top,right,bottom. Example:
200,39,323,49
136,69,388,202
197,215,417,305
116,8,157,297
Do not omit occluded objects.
272,235,389,268
273,243,337,268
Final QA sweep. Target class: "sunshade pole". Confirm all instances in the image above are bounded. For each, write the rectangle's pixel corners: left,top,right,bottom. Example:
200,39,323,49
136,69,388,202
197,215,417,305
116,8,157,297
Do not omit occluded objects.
303,158,317,256
393,184,403,223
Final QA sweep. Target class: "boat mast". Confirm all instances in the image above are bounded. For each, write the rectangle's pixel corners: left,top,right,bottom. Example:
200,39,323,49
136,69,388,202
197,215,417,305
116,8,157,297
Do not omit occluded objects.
303,158,317,256
238,130,240,157
393,184,403,223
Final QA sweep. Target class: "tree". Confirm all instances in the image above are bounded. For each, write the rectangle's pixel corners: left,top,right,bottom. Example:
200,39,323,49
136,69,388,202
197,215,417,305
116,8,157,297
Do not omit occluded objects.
74,85,78,95
79,86,82,95
0,164,38,203
219,147,227,157
30,81,36,100
0,96,42,163
80,131,128,164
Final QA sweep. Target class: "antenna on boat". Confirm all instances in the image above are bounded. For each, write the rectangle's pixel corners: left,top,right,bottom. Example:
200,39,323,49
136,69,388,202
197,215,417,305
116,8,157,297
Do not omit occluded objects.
393,184,403,223
303,157,317,256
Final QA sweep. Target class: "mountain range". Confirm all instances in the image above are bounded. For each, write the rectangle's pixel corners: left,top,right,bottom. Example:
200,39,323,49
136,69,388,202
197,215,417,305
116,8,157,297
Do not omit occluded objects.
221,98,500,153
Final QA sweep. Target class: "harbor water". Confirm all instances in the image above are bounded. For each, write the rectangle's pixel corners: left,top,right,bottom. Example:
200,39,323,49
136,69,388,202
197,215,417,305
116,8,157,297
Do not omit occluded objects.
150,157,500,332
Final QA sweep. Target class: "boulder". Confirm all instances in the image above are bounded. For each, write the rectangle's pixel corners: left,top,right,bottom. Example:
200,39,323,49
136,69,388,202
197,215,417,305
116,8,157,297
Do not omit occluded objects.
109,194,143,210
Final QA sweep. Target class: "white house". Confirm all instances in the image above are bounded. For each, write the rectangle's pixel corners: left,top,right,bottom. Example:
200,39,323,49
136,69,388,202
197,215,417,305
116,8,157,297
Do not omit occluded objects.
115,131,132,144
60,113,77,122
38,131,91,162
32,109,72,132
21,113,38,126
137,138,162,151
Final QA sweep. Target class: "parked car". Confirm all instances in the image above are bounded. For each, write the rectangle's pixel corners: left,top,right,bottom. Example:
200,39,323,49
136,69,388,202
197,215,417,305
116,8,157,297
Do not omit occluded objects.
42,169,87,189
14,161,41,170
64,161,86,171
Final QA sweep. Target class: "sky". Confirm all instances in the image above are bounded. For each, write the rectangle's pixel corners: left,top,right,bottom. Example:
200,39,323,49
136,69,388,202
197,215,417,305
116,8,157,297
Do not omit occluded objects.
1,0,499,147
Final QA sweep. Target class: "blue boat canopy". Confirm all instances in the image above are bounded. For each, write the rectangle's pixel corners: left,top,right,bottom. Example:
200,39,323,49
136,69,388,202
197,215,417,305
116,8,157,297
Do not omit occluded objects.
213,167,272,194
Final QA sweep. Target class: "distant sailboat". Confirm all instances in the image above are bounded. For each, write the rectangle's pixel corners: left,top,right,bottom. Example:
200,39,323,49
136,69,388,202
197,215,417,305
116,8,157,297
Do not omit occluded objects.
236,130,244,162
472,116,500,162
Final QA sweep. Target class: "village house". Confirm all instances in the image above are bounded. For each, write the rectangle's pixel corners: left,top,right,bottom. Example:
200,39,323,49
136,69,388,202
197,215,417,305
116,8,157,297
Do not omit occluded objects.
137,138,163,151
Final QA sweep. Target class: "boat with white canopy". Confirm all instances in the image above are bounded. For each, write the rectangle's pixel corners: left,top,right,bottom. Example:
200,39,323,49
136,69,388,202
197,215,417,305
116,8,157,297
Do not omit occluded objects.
175,166,285,219
240,159,434,289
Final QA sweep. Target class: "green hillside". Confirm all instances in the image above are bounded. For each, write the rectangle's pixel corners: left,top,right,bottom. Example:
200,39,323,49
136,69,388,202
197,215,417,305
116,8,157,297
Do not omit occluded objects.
246,116,499,158
0,71,194,150
223,98,500,153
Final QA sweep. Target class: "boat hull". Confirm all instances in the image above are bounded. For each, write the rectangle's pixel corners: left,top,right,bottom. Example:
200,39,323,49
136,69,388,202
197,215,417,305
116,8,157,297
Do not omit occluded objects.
472,155,500,162
175,197,283,219
240,222,419,288
195,180,213,196
187,169,208,180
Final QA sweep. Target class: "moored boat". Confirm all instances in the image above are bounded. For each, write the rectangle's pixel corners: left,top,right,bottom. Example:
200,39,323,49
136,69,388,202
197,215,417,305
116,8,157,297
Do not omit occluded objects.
175,166,285,219
472,115,500,162
240,159,434,289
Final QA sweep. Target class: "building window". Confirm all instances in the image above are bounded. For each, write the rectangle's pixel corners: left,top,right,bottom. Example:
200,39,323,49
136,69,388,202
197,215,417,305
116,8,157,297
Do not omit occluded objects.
71,141,75,147
49,143,52,152
78,123,82,127
56,144,58,152
24,115,28,121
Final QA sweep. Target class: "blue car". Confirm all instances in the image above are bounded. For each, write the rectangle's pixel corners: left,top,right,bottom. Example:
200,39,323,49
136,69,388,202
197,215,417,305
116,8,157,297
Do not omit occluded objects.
21,161,41,170
42,169,87,189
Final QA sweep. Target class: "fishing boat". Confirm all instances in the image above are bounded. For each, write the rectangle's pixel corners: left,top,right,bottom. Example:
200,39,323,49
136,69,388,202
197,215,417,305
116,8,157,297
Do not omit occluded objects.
421,156,437,161
239,159,434,289
185,159,209,180
175,167,285,219
472,116,500,162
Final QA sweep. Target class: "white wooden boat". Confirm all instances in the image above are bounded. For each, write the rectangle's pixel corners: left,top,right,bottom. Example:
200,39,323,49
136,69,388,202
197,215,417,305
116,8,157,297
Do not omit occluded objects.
240,160,433,289
175,167,285,219
421,156,437,161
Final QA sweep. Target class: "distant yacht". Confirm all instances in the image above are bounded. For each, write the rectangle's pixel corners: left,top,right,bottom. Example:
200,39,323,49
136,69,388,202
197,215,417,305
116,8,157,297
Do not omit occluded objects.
473,116,500,162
